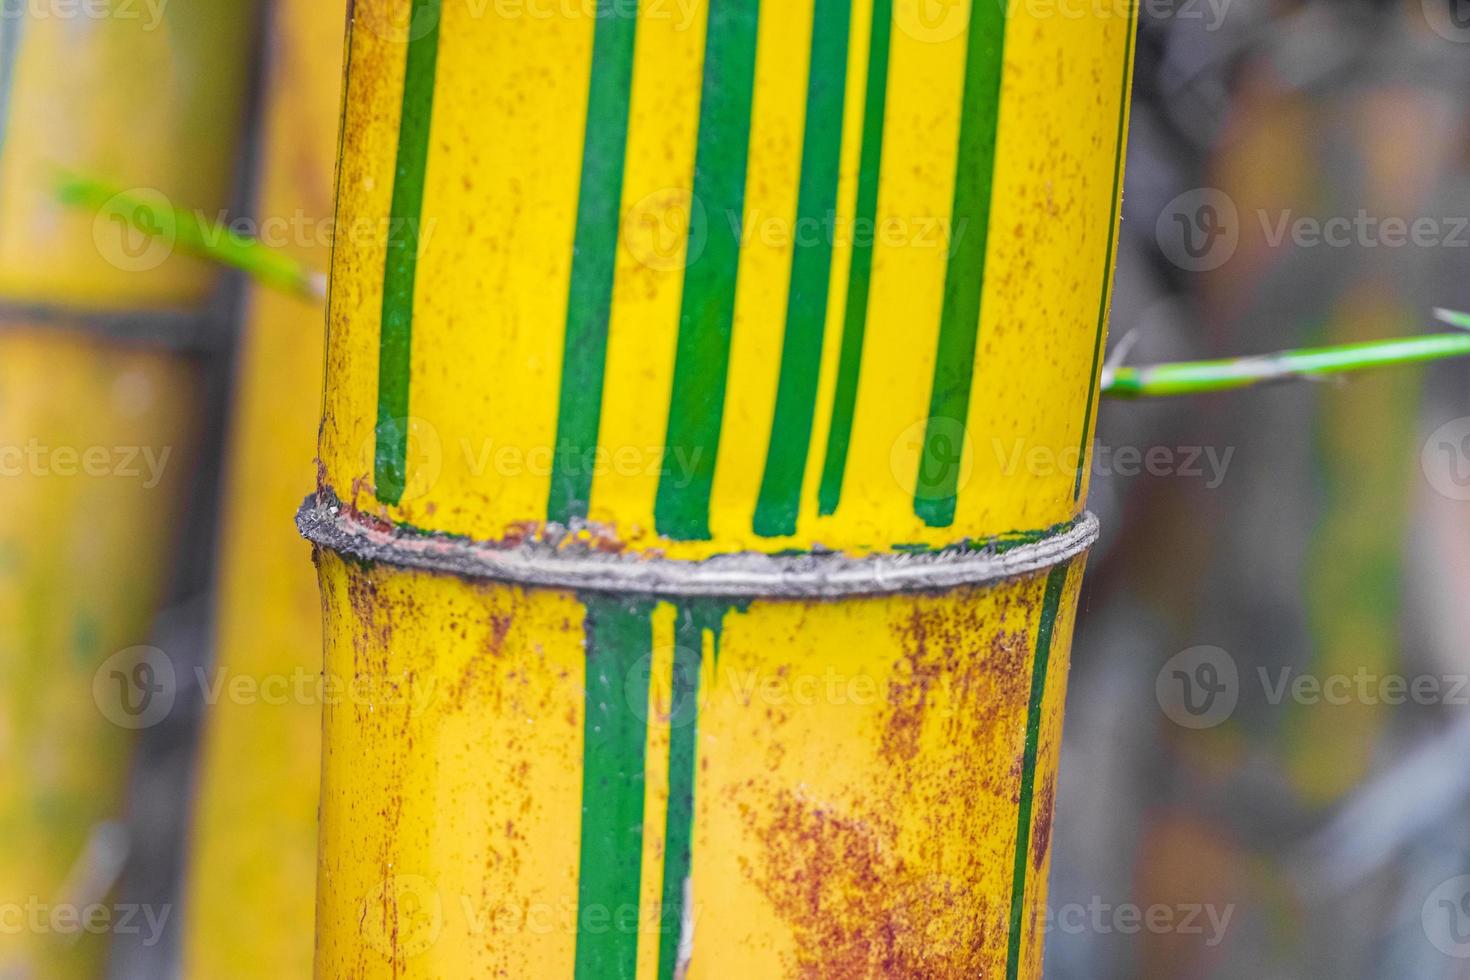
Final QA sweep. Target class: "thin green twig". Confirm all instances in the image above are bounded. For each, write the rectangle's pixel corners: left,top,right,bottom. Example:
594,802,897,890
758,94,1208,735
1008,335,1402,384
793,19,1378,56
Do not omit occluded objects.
53,171,326,300
50,171,1470,397
1102,331,1470,398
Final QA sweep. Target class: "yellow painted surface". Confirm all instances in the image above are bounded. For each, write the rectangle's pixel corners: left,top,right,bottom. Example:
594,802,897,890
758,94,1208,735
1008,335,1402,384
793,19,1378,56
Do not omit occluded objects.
589,0,710,543
956,4,1137,527
0,329,197,978
401,0,593,525
318,0,1136,559
833,0,968,544
314,552,589,978
314,550,1082,978
704,0,817,545
632,605,678,980
319,0,409,512
181,0,346,975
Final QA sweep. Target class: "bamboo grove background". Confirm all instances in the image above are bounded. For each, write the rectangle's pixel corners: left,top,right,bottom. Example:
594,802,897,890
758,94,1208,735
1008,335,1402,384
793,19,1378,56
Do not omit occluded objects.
1,0,1469,978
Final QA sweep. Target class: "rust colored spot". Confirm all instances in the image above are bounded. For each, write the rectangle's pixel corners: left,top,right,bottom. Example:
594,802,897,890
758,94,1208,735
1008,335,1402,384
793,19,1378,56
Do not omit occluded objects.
737,583,1056,976
448,609,516,712
883,591,1033,771
741,787,985,978
1031,775,1055,871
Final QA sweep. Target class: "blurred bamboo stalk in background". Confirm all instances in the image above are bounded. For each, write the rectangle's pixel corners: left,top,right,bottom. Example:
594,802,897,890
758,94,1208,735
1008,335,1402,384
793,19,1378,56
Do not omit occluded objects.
303,0,1134,975
0,2,254,976
179,0,345,976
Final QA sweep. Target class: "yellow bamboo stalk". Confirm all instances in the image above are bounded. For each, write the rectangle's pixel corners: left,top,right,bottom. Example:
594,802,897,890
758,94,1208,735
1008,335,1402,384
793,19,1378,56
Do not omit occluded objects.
306,1,1135,976
179,1,346,976
0,3,253,977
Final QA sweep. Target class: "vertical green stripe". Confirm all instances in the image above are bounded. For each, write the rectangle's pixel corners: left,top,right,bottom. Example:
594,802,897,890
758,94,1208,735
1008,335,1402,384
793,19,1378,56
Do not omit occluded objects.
655,606,708,980
1004,563,1070,980
913,0,1006,527
373,0,442,505
751,0,852,538
1072,14,1137,501
575,596,655,980
654,0,762,541
816,0,893,517
548,2,640,525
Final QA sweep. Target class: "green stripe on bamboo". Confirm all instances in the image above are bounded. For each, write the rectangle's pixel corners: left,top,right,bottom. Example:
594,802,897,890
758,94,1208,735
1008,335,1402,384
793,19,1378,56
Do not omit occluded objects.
375,0,442,506
914,0,1006,528
1072,12,1136,500
1004,562,1069,980
752,0,852,538
548,1,640,526
654,0,762,541
816,0,893,519
575,596,655,980
655,606,708,980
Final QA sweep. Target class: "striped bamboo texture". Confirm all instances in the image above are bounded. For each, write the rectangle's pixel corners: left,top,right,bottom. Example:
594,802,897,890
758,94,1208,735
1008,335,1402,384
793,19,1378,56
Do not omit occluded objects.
314,1,1135,976
320,0,1136,560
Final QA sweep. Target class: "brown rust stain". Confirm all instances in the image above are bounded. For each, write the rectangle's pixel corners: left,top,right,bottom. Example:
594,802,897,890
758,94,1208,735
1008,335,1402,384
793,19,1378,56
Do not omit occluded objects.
1031,775,1056,871
342,563,411,975
882,591,1033,772
741,787,984,979
733,582,1058,977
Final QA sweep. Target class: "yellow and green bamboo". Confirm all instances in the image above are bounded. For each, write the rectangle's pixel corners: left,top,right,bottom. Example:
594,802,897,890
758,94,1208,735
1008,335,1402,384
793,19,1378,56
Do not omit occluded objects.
305,1,1135,975
179,0,346,976
0,3,253,977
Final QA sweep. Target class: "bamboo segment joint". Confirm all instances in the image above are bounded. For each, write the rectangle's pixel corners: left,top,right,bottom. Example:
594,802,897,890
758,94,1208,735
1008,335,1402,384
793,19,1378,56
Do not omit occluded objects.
297,489,1098,599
